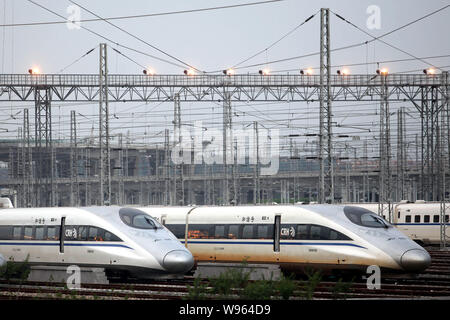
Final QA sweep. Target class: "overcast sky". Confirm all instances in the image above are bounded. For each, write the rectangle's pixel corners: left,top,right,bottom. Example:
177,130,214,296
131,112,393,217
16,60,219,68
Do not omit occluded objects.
1,0,449,74
0,0,449,158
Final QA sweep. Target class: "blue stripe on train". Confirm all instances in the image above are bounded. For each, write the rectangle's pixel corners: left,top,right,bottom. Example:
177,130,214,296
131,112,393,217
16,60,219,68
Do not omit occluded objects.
0,242,133,249
394,223,449,226
180,239,366,249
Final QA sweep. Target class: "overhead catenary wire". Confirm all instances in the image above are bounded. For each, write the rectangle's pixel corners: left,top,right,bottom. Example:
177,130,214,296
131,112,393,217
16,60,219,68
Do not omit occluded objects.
26,0,190,70
330,10,444,71
228,3,450,72
69,0,201,73
58,46,97,73
0,0,286,27
229,10,319,69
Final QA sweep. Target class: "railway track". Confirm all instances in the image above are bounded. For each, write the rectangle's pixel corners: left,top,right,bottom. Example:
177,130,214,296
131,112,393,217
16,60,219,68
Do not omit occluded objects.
1,276,450,300
0,248,448,300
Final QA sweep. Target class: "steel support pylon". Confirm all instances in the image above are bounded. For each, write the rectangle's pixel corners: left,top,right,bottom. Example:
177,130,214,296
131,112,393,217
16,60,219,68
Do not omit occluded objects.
34,86,54,207
70,110,79,206
378,75,393,221
318,8,334,204
99,43,111,206
172,93,184,205
440,71,449,249
223,91,234,205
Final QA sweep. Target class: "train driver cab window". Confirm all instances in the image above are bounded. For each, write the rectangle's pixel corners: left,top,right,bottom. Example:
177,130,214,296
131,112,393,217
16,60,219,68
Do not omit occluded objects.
119,208,162,230
433,215,440,223
405,215,411,223
424,215,430,223
414,215,421,223
344,206,390,228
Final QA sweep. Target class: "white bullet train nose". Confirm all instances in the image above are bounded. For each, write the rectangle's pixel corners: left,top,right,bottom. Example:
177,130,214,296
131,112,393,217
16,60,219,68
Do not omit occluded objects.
163,250,195,273
400,249,431,272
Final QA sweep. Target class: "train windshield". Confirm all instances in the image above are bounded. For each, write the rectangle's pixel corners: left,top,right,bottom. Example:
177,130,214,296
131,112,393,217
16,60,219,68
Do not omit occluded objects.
344,206,390,228
119,208,162,230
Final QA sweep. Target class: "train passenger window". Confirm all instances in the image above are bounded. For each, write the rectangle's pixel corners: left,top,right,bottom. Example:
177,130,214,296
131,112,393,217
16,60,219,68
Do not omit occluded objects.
13,226,22,240
398,212,401,219
46,226,60,240
214,225,225,239
242,225,254,239
166,224,185,239
329,229,341,240
228,225,239,239
414,215,421,223
257,225,270,239
78,226,88,240
310,225,322,240
104,231,121,241
446,215,449,223
88,227,105,241
433,215,439,223
24,227,33,240
296,225,309,240
35,227,45,240
424,215,430,223
88,227,98,241
405,215,411,223
0,226,11,240
188,225,212,239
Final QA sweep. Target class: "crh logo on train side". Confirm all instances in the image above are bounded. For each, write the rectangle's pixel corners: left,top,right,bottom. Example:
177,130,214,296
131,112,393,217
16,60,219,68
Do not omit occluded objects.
171,121,280,175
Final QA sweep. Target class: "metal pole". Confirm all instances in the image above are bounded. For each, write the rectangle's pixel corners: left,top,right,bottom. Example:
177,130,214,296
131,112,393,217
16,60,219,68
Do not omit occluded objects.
99,43,111,206
70,110,79,206
318,8,334,204
378,74,393,221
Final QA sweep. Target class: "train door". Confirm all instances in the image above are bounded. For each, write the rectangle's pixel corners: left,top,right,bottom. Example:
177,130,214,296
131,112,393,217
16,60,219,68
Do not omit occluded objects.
59,216,66,254
274,214,281,252
273,214,281,263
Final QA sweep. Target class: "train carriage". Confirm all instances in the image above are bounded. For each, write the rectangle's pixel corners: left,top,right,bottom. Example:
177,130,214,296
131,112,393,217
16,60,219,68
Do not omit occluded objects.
140,204,431,274
348,202,450,245
0,206,194,279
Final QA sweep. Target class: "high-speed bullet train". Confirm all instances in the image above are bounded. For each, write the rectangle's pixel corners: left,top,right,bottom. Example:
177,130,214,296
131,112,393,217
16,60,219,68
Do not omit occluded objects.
0,206,194,279
346,202,449,245
138,204,431,274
